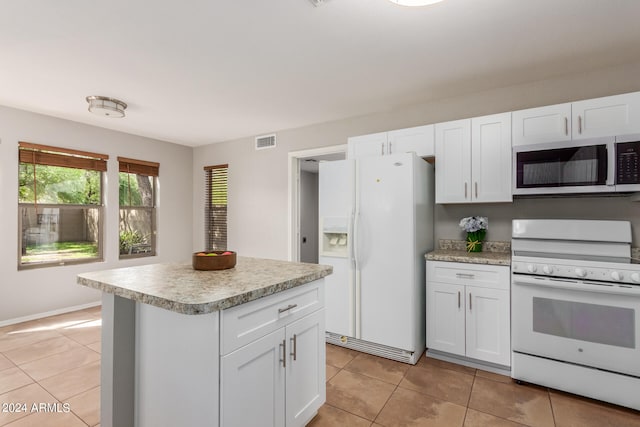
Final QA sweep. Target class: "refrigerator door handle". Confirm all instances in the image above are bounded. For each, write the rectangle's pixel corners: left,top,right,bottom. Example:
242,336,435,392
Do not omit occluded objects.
348,210,356,269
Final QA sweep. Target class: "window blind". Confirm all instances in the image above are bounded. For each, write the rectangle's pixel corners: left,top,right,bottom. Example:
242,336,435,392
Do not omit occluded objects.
117,156,159,176
19,141,108,172
205,164,228,251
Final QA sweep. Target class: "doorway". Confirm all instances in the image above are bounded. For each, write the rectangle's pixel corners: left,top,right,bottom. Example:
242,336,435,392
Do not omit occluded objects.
288,145,347,263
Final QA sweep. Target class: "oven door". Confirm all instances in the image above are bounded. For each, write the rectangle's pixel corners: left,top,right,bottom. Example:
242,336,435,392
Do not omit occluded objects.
512,274,640,377
513,138,615,195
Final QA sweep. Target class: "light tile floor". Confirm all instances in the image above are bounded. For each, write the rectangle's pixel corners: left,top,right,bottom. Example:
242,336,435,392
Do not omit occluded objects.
0,307,101,427
2,307,640,427
313,345,640,427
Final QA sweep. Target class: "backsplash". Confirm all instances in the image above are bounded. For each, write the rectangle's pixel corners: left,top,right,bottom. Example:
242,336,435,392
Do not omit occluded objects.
434,195,640,248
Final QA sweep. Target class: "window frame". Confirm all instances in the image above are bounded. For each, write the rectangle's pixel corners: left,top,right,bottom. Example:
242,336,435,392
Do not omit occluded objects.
17,142,107,270
118,157,159,260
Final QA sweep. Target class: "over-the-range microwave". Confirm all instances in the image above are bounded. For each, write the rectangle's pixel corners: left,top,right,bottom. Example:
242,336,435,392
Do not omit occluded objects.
513,134,640,195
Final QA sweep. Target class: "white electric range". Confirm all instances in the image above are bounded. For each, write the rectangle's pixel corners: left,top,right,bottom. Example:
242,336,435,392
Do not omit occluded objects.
511,219,640,411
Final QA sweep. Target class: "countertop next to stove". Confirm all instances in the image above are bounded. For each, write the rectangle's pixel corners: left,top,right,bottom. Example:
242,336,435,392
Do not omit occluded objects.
426,241,639,266
425,240,511,266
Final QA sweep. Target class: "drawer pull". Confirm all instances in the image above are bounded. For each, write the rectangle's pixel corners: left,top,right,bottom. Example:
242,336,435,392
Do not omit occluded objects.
455,273,475,279
278,304,298,314
290,334,297,361
280,339,286,367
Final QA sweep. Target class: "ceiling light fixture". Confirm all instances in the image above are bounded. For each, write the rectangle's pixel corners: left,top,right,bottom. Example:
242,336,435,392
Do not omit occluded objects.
387,0,444,6
86,96,127,118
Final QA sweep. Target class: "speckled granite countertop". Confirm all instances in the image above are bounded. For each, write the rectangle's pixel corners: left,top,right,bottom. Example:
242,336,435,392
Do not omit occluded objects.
425,240,511,266
77,257,332,315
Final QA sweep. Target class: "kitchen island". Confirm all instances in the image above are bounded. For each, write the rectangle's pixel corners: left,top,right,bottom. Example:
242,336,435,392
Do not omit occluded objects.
77,257,332,427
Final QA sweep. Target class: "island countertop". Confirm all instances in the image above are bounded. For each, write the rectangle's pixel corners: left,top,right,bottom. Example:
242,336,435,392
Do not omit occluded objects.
77,256,332,315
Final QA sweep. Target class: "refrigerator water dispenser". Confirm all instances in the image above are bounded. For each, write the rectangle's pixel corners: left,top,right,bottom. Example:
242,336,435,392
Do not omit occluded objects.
320,217,349,257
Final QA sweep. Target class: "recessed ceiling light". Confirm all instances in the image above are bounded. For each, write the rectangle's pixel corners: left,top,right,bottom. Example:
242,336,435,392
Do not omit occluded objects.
387,0,444,6
86,96,127,118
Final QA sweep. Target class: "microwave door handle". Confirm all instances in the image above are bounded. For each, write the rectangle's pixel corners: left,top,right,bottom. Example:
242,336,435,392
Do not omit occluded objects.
606,142,615,186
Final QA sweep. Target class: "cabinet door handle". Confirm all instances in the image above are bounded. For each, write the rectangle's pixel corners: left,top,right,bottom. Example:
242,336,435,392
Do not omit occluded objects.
475,182,478,198
458,291,461,308
455,273,475,279
280,339,286,368
381,142,385,156
564,117,569,135
578,115,582,134
290,334,297,361
389,142,393,154
278,304,298,314
464,182,468,199
469,293,472,311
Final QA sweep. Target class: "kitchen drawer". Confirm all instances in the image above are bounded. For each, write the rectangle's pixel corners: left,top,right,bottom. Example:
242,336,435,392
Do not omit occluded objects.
427,261,509,290
220,280,325,355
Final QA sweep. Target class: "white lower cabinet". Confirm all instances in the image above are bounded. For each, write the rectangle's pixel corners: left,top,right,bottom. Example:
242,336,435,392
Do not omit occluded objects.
285,310,326,427
220,281,325,427
426,261,510,367
221,329,285,427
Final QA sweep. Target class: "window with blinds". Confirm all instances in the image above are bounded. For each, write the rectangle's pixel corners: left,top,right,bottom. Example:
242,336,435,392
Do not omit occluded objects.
118,157,158,259
205,164,228,250
18,141,107,268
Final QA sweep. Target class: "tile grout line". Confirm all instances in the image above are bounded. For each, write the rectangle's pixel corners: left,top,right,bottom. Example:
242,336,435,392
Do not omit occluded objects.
460,373,477,427
548,388,558,427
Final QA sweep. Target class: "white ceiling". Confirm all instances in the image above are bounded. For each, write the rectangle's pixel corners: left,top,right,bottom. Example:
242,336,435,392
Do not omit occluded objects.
2,0,640,147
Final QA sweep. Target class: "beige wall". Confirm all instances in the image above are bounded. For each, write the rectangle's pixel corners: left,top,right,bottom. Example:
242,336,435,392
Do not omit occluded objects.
193,60,640,260
0,106,193,324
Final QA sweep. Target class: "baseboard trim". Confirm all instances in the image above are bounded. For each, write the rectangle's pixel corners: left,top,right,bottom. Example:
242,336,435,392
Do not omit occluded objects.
0,301,101,328
426,349,511,376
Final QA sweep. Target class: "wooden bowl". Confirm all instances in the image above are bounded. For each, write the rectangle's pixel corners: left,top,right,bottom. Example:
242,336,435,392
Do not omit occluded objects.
192,251,237,271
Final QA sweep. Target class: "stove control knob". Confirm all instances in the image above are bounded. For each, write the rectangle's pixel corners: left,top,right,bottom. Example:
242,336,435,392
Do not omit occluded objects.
575,268,587,278
542,265,554,275
527,264,537,273
611,271,623,281
631,273,640,283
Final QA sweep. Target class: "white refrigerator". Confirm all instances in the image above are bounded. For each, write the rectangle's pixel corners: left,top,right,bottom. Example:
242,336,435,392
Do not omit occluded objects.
318,152,434,364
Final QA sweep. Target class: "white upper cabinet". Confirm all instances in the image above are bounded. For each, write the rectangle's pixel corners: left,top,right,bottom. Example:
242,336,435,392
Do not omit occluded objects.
435,113,512,203
347,132,388,159
347,125,434,159
435,119,471,203
471,113,512,203
512,103,572,146
513,92,640,146
387,125,435,157
572,92,640,139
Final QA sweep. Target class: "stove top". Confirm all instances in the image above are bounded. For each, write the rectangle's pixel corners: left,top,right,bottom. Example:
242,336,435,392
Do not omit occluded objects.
511,220,640,285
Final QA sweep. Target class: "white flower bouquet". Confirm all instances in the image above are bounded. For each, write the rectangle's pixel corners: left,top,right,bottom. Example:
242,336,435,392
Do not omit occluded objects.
459,216,488,252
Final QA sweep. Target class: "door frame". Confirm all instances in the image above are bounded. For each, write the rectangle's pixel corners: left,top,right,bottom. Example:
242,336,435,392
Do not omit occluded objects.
287,145,347,262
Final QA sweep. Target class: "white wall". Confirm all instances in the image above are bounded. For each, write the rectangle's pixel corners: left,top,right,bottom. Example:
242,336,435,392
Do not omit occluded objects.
0,106,193,324
192,60,640,260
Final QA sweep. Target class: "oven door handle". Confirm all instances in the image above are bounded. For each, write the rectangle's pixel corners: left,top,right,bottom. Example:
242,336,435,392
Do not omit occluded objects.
513,275,640,296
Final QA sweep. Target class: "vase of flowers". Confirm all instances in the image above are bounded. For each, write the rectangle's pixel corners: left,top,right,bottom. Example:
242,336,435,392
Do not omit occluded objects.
459,216,488,253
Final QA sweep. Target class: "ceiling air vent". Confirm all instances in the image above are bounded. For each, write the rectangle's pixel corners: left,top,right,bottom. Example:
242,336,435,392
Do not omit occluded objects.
255,134,277,150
